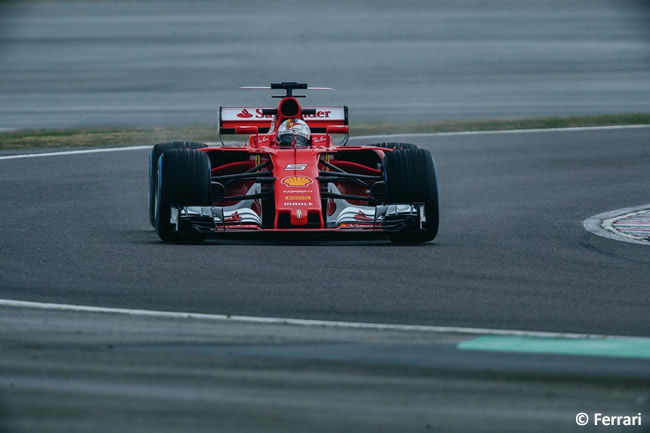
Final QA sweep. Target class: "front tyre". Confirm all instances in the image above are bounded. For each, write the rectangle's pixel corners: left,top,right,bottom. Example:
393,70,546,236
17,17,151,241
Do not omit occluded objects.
149,141,207,228
383,148,439,243
155,149,211,242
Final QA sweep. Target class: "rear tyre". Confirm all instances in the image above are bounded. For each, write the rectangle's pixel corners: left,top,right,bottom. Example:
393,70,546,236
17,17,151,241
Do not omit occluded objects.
149,141,207,227
383,148,439,243
155,149,211,242
366,142,417,150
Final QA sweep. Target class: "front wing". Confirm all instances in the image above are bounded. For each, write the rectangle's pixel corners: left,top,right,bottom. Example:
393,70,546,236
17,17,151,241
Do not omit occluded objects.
169,185,426,235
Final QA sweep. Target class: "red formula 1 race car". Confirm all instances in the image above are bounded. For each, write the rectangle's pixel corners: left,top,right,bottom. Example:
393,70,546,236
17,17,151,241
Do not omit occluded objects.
148,82,439,243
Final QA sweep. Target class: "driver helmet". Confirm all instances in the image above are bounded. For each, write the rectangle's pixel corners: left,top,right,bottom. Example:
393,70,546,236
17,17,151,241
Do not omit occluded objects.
277,119,311,147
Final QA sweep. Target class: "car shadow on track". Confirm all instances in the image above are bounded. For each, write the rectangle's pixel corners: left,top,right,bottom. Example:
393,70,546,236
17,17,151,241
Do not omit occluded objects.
136,230,439,247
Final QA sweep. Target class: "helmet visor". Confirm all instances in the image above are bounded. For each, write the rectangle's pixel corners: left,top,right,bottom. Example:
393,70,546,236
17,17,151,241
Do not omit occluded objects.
278,133,309,147
295,135,309,147
278,133,293,146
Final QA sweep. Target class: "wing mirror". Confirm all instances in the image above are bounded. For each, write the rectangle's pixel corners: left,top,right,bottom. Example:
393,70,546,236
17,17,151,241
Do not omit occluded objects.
326,125,349,135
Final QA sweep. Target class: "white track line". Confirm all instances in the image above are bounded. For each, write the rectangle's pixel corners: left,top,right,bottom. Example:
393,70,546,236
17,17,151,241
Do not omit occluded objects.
0,298,646,341
0,145,152,161
1,125,648,161
357,124,650,140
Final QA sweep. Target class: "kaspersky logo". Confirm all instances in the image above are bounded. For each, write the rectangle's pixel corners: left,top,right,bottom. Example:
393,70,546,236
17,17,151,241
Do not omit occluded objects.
236,109,253,118
281,176,313,187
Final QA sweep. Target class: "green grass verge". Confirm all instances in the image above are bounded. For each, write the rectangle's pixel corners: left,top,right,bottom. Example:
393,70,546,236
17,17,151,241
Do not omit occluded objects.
1,113,648,151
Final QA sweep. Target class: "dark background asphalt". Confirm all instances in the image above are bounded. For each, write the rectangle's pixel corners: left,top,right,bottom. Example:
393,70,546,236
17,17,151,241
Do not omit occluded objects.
1,0,649,129
1,128,648,336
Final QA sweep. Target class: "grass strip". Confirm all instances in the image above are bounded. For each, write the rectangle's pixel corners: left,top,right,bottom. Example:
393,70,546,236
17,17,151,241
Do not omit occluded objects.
1,113,648,151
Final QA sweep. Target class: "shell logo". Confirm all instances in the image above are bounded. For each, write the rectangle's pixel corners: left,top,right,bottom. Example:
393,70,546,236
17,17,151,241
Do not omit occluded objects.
281,176,313,187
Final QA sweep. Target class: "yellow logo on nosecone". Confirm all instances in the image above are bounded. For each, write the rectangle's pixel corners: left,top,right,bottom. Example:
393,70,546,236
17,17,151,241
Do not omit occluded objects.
281,176,313,187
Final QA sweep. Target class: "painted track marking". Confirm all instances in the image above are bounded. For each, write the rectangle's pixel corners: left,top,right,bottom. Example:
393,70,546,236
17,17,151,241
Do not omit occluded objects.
0,145,151,161
584,205,650,246
358,124,650,140
1,298,648,341
458,335,650,359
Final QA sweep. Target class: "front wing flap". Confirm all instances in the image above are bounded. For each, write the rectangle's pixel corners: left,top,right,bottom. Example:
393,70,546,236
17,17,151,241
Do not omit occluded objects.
174,203,426,234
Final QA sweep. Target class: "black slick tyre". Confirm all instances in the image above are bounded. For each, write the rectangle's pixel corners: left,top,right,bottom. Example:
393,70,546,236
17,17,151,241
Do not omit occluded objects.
149,141,206,227
366,142,417,150
383,148,439,243
155,149,211,242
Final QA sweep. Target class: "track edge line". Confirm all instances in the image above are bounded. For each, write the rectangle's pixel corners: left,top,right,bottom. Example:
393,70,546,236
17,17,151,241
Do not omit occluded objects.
0,298,647,341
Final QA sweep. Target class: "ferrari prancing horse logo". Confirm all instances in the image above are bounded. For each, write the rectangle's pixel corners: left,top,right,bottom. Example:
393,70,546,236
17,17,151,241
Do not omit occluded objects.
281,176,313,187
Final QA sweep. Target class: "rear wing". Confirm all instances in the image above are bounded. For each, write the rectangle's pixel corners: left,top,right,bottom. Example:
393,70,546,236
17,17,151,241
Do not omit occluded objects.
219,106,348,134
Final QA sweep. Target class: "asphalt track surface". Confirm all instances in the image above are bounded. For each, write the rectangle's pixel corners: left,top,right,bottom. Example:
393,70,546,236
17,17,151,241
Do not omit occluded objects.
2,128,650,432
1,305,649,433
1,127,649,337
1,0,650,129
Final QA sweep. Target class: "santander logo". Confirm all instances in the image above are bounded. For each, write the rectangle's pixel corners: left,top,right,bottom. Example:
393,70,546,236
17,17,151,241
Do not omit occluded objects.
226,107,341,121
236,109,253,119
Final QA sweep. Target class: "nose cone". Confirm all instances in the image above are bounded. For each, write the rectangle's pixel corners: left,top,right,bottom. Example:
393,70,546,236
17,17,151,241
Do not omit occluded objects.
290,208,308,226
273,149,323,228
